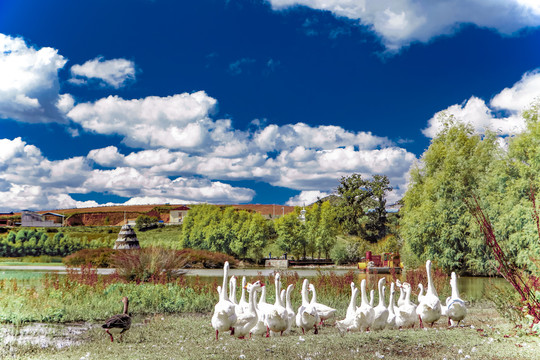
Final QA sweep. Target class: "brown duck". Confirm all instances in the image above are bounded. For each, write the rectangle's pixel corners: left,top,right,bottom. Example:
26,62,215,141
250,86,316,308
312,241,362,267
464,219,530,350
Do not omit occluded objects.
102,297,131,342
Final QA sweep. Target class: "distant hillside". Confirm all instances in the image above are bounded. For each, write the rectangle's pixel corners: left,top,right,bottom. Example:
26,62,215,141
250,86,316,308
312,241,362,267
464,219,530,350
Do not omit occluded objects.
0,204,297,226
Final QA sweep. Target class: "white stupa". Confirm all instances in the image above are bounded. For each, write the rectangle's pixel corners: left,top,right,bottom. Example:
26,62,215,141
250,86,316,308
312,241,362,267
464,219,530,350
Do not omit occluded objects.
113,224,141,250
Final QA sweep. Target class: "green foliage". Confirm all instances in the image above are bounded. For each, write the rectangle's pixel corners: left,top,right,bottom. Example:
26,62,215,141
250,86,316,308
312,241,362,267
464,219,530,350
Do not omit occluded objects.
63,248,117,267
401,102,540,277
112,247,188,283
181,204,272,260
336,173,393,242
331,236,372,265
400,118,499,274
135,214,159,231
336,173,372,236
305,201,338,258
364,175,393,242
0,229,98,257
275,211,306,259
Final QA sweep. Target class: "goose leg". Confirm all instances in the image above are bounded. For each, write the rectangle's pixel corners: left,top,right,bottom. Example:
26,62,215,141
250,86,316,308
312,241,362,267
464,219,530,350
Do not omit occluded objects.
314,325,318,335
418,315,424,329
266,326,270,338
215,330,219,340
302,328,305,335
106,329,114,342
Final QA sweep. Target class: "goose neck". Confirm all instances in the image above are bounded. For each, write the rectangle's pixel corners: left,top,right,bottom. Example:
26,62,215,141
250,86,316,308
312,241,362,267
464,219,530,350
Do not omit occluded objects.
360,281,368,306
426,261,438,296
221,263,229,301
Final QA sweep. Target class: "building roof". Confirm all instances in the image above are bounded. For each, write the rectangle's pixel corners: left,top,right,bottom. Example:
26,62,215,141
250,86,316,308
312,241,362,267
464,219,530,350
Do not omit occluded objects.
42,212,66,218
171,206,190,211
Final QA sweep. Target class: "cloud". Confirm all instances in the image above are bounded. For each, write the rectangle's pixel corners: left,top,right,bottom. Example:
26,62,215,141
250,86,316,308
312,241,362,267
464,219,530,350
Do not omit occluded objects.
0,137,256,211
286,190,330,206
87,146,125,167
0,33,68,123
267,0,540,51
423,70,540,138
67,91,218,149
229,58,256,75
69,56,136,88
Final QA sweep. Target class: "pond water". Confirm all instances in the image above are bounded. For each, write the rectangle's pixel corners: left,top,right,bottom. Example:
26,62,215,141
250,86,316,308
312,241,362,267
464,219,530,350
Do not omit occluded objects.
0,265,508,302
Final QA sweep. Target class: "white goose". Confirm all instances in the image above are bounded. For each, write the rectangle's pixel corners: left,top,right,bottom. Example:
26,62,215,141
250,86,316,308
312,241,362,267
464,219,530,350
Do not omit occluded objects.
396,280,406,308
416,260,441,328
371,278,389,331
346,282,357,320
386,282,397,329
229,276,238,305
355,279,375,331
336,286,359,333
395,282,417,328
369,289,375,307
211,261,237,340
446,272,467,327
251,281,271,336
417,283,425,304
309,283,336,325
233,281,264,339
263,273,288,336
283,284,295,334
296,279,320,334
238,276,248,311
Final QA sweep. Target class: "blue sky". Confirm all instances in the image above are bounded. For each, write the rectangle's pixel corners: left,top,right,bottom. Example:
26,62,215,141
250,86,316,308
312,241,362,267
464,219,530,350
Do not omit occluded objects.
1,0,540,211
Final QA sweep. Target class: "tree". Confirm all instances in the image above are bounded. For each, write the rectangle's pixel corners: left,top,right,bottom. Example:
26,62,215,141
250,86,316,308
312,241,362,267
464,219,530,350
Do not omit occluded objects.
336,174,372,236
364,175,393,242
135,214,159,231
275,212,305,259
315,201,338,258
400,117,499,274
181,204,272,260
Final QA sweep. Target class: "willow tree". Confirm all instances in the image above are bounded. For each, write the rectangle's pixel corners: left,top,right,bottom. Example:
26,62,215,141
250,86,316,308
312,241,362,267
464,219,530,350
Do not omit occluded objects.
479,102,540,273
400,117,499,274
275,211,306,259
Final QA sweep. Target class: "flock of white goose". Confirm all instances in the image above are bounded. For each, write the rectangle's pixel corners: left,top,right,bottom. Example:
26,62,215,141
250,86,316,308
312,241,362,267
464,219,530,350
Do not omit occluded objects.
211,259,467,340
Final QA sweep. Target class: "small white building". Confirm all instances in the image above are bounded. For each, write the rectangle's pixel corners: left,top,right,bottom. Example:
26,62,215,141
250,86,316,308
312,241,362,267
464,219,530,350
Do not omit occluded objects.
169,206,190,224
21,210,64,227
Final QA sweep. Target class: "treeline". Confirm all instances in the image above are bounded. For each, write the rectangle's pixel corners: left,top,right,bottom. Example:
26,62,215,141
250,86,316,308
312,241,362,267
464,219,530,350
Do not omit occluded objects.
181,205,272,260
181,180,397,262
400,102,540,275
274,201,338,260
0,229,110,257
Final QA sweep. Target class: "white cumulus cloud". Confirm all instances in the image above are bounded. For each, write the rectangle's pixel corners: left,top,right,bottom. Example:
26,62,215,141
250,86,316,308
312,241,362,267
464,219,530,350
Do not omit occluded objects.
0,33,69,123
70,56,136,88
423,70,540,138
267,0,540,51
67,92,218,149
286,190,330,206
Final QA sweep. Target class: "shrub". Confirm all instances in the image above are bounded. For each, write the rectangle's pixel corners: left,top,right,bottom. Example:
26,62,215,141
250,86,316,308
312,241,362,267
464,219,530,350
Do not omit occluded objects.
135,215,159,231
177,248,238,268
63,248,116,267
112,247,189,283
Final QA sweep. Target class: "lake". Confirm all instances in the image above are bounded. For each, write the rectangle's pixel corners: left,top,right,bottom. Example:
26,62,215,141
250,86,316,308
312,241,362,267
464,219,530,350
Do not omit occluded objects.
0,265,507,302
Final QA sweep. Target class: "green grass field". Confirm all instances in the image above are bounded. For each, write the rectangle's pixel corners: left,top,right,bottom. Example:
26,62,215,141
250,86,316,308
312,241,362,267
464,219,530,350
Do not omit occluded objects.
2,306,538,360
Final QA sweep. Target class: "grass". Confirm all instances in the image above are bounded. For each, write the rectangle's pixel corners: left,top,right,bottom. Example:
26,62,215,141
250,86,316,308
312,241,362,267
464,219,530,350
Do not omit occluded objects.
0,256,63,266
2,306,539,360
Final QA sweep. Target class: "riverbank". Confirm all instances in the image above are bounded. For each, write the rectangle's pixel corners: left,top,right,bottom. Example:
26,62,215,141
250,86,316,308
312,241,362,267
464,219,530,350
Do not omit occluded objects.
2,305,538,360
